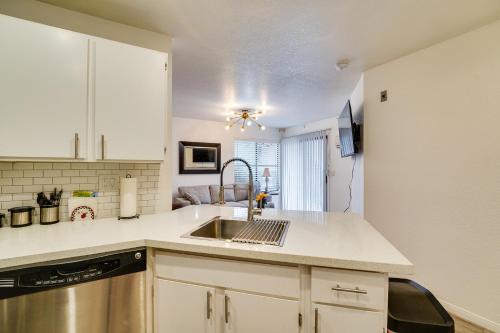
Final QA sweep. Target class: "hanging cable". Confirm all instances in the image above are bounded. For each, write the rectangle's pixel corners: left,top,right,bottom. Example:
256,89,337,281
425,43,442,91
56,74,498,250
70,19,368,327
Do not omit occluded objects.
344,154,357,213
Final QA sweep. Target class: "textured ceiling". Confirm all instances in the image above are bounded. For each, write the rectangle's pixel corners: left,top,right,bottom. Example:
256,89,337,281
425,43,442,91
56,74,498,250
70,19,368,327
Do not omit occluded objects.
40,0,500,127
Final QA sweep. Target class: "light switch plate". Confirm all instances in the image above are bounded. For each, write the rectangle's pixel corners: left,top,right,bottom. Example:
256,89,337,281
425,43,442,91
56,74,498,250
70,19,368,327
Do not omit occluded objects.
380,90,388,102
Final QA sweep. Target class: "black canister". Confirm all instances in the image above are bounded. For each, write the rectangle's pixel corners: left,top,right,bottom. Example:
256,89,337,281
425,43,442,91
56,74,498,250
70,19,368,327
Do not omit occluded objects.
0,213,4,227
8,206,34,227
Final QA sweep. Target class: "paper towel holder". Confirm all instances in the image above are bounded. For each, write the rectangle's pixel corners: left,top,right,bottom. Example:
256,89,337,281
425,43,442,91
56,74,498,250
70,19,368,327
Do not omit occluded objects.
118,174,140,221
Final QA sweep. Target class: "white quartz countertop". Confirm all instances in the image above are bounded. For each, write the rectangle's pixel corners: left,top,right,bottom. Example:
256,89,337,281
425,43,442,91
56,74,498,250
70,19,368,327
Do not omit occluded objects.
0,205,413,274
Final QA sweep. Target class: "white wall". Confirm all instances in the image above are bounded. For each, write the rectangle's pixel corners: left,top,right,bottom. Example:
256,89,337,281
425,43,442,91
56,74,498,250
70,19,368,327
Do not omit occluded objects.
171,117,281,195
364,20,500,330
0,0,174,212
283,76,364,215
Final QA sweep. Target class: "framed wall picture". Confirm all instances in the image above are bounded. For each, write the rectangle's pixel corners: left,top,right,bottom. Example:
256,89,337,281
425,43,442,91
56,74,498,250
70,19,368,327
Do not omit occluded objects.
179,141,221,174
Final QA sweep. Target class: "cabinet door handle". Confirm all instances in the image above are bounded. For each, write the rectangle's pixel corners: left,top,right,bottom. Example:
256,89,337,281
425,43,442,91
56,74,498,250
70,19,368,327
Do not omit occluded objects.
331,284,368,294
224,295,229,324
101,135,105,160
314,308,318,333
74,133,79,159
206,291,212,319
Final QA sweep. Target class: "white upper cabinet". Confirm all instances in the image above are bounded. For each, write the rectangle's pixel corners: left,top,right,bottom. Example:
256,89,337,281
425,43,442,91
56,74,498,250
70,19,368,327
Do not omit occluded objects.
94,38,166,161
0,14,167,161
0,15,89,159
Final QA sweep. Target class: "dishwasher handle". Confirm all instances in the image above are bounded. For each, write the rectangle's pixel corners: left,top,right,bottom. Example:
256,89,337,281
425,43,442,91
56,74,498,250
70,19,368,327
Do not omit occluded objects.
56,264,91,276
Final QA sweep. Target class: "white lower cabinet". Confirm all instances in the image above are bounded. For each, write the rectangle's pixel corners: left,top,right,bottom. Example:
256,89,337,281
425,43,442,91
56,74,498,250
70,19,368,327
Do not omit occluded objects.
154,252,388,333
313,304,384,333
156,279,216,333
224,290,299,333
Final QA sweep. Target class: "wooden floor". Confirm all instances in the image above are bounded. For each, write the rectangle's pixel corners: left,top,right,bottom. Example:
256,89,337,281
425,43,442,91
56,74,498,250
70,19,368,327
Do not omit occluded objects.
453,315,494,333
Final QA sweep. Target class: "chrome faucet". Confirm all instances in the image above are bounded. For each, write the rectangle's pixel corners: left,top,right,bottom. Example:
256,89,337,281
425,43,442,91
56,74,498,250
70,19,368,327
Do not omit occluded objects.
219,158,262,222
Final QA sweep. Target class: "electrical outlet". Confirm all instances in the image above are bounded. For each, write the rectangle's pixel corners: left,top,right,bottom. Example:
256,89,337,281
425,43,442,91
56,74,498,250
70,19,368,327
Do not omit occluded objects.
380,90,388,102
99,175,120,192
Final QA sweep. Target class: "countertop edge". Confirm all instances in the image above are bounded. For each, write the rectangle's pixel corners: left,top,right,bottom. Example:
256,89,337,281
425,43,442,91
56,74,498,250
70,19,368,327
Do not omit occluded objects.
0,238,414,275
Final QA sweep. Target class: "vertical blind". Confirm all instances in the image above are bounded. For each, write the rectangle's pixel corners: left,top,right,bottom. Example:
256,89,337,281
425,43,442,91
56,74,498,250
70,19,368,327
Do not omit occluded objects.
281,131,328,211
234,141,280,193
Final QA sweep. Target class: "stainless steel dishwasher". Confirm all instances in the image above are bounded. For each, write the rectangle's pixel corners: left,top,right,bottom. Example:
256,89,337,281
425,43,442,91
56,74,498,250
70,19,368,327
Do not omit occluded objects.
0,248,146,333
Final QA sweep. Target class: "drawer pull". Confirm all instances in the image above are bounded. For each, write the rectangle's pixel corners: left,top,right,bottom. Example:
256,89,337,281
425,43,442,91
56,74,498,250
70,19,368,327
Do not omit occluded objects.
224,295,230,324
331,284,368,294
314,308,318,333
74,133,79,159
206,291,212,319
101,135,105,160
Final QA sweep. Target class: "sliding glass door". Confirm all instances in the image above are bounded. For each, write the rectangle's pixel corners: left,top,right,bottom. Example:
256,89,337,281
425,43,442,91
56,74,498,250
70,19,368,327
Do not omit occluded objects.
281,131,328,211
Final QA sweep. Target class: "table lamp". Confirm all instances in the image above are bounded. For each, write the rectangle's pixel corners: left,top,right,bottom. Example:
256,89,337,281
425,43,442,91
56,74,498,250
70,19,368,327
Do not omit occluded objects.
262,168,271,193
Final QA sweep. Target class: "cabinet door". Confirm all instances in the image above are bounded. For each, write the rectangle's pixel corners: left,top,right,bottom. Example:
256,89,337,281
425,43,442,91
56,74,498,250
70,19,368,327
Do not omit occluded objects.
224,290,299,333
156,279,215,333
95,38,166,161
0,15,88,159
313,303,384,333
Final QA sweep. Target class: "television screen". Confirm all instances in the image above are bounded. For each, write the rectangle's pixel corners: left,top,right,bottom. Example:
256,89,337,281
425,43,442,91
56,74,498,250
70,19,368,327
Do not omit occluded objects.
338,100,358,158
192,147,216,163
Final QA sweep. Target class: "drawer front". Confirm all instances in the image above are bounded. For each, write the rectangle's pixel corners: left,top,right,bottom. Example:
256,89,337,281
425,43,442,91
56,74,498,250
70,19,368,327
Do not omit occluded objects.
155,251,300,298
313,303,385,333
311,267,387,310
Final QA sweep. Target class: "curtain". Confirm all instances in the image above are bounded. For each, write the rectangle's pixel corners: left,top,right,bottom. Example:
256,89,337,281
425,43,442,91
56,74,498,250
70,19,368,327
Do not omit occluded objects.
281,131,328,211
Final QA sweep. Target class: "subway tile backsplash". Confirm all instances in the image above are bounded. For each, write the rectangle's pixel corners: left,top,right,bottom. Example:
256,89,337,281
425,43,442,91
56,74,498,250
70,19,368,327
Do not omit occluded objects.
0,162,160,225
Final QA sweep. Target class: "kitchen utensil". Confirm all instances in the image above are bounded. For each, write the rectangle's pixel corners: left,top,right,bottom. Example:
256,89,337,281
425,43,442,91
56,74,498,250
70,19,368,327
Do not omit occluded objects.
40,205,60,225
8,206,34,227
37,189,63,208
0,213,5,228
56,189,63,205
49,189,56,203
37,192,51,206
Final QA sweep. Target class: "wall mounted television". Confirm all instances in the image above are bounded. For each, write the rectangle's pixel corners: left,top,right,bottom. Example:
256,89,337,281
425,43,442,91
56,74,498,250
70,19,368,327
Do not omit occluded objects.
338,100,360,158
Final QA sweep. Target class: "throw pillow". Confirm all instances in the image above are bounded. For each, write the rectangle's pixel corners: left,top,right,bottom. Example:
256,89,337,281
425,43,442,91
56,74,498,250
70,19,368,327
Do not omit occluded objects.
183,192,201,205
209,185,236,203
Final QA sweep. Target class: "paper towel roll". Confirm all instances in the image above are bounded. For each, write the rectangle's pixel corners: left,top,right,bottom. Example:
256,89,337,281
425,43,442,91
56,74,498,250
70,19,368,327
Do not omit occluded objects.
120,176,137,218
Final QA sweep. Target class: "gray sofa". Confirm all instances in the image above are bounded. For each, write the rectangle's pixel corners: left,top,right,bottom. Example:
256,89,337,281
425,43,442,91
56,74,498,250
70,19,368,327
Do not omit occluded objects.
174,182,273,208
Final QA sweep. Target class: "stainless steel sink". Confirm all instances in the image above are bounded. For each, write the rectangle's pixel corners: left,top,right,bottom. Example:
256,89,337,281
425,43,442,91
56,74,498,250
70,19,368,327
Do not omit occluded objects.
183,216,290,246
186,217,247,240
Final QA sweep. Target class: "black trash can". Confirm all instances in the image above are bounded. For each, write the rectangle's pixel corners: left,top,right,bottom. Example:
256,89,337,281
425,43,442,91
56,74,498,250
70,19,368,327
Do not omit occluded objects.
388,278,454,333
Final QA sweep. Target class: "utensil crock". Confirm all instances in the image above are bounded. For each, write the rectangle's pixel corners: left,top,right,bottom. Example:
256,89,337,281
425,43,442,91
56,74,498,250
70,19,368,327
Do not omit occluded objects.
40,205,60,225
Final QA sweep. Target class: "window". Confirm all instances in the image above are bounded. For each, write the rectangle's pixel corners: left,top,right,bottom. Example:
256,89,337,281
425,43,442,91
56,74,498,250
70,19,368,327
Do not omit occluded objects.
281,131,328,211
234,141,280,193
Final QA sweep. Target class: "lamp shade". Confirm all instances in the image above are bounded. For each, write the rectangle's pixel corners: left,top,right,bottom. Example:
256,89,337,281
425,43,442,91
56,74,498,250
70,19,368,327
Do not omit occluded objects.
262,168,271,177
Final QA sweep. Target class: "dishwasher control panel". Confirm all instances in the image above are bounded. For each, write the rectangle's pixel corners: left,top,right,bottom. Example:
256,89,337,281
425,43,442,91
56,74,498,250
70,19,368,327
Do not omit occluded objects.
19,259,121,287
0,248,146,300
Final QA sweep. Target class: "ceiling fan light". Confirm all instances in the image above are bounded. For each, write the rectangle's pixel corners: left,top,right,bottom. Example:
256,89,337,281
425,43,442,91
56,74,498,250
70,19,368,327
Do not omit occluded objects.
225,124,230,130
